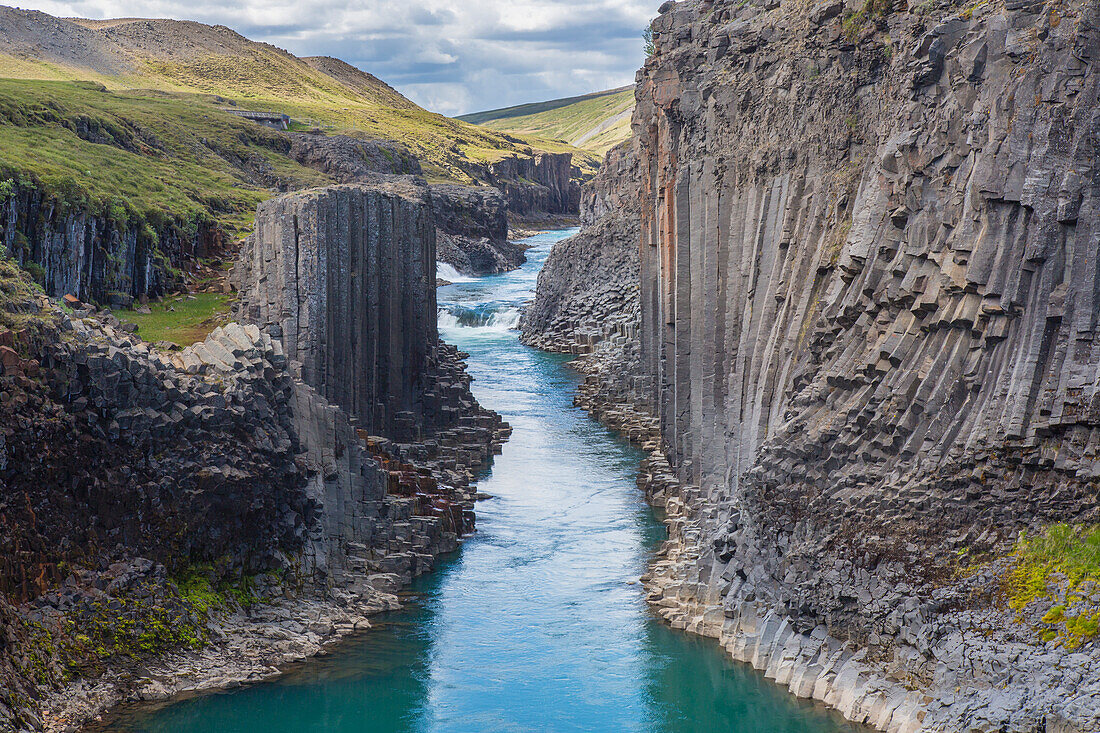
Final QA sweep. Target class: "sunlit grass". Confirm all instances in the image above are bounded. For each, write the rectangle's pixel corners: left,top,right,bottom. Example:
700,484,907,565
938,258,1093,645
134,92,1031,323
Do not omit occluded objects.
115,292,231,347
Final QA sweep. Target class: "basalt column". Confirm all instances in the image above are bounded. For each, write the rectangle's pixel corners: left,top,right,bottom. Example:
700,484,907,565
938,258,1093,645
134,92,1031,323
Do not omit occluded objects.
630,0,1100,729
236,181,436,438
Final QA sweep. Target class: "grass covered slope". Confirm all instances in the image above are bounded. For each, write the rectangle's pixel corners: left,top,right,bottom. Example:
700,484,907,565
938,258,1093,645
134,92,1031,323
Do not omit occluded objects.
0,78,330,236
460,87,635,156
0,7,594,184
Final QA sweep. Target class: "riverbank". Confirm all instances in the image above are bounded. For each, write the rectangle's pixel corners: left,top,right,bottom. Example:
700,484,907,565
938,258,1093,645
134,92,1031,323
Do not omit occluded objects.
57,593,397,732
98,229,860,733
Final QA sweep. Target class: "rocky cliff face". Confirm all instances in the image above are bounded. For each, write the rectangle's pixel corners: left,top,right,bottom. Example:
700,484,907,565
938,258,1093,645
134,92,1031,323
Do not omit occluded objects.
520,143,640,356
0,178,508,730
235,181,436,438
0,184,217,305
620,0,1100,729
234,179,509,474
430,184,526,275
488,152,582,217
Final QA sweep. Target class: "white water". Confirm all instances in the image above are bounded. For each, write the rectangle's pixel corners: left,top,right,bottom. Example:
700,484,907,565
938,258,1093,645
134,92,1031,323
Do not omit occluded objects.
436,262,474,283
437,305,521,332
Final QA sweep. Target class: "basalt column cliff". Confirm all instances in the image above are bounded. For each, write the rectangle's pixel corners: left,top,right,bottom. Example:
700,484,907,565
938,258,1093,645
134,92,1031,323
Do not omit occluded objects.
0,179,506,731
528,0,1100,729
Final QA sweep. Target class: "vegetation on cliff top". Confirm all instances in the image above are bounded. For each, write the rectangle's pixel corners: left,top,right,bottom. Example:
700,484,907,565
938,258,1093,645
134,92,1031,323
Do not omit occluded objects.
0,78,329,237
460,87,635,156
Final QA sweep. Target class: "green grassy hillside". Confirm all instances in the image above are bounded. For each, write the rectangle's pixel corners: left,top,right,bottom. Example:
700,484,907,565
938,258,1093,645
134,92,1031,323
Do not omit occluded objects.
0,8,599,186
460,87,634,156
0,78,331,237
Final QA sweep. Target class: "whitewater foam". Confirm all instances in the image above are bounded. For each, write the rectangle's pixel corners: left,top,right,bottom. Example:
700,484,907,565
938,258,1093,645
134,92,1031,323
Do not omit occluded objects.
438,305,521,332
437,262,474,283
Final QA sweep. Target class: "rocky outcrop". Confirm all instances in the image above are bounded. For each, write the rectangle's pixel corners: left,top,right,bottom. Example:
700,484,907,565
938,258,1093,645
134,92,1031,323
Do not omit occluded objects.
288,132,422,180
430,184,526,275
235,180,436,438
623,0,1100,730
487,152,582,217
0,184,217,305
520,143,640,356
234,178,510,481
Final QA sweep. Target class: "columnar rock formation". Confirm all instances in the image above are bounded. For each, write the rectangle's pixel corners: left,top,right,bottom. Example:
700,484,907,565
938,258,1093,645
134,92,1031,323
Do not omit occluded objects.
488,152,582,217
0,176,509,730
521,143,641,357
0,185,217,305
236,181,436,439
622,0,1100,730
523,0,1100,729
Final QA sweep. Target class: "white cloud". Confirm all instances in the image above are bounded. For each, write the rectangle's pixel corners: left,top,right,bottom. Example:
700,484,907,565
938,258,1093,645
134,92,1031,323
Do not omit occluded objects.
20,0,662,115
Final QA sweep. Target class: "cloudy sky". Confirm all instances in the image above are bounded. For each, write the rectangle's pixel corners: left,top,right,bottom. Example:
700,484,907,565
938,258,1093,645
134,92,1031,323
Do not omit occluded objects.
22,0,662,115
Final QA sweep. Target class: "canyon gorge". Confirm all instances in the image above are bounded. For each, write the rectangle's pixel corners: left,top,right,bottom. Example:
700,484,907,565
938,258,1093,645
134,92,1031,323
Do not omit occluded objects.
1,0,1100,731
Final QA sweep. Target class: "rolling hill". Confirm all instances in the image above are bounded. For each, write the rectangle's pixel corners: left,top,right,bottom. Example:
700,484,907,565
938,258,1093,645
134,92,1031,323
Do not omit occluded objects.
460,87,635,156
0,5,600,237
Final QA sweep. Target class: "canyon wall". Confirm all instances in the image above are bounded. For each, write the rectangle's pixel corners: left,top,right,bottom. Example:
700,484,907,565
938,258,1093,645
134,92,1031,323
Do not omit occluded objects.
431,184,526,275
517,0,1100,729
1,178,507,730
487,152,582,217
235,181,436,439
521,143,641,356
629,0,1100,730
0,184,217,305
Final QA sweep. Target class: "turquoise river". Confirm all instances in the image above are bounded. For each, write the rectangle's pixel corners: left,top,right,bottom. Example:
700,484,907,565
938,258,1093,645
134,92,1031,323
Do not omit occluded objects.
102,229,862,733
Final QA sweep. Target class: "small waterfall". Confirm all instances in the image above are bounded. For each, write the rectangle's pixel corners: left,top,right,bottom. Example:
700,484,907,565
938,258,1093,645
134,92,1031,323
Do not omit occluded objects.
438,303,521,332
437,262,473,283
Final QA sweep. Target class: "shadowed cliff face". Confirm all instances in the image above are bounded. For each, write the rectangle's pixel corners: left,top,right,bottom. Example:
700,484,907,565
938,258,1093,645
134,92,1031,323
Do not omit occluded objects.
488,152,582,217
548,0,1100,728
0,186,219,305
430,184,528,275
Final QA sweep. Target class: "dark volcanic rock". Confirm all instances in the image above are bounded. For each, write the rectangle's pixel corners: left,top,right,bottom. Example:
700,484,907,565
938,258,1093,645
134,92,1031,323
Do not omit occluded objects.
523,0,1100,729
430,184,525,275
235,180,436,438
288,132,422,180
624,0,1100,729
235,179,510,444
0,184,217,304
520,143,639,356
487,152,582,217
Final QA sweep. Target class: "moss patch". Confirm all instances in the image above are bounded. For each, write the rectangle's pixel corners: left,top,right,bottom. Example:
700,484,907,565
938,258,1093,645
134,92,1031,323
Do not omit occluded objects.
62,581,207,674
1005,523,1100,648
